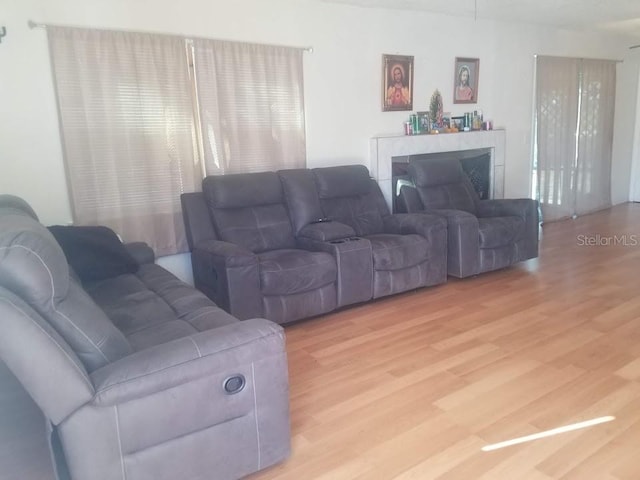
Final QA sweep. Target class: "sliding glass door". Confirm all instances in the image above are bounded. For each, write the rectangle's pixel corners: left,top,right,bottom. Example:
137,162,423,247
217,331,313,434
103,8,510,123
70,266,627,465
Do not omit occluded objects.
534,56,616,222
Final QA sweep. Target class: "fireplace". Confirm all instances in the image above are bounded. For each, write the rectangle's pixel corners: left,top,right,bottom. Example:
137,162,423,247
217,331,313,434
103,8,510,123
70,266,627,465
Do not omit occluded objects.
369,129,506,211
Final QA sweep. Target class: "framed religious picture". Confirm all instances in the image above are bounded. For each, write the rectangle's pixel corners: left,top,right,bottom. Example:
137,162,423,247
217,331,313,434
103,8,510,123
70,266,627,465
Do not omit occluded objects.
382,54,414,111
453,57,479,104
451,115,465,130
417,111,430,132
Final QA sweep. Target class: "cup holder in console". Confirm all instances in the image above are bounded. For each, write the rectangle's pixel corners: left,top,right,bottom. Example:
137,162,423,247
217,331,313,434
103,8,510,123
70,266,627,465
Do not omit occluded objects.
329,237,361,244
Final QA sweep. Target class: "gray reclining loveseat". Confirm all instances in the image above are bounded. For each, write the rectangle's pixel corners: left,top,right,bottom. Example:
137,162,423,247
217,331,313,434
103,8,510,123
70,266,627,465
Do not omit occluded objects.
0,195,290,480
182,165,448,324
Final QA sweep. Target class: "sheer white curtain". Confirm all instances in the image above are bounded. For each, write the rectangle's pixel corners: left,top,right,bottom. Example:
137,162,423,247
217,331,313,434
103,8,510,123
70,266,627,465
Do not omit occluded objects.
535,56,580,222
575,59,615,216
192,39,306,174
535,56,616,222
48,27,201,255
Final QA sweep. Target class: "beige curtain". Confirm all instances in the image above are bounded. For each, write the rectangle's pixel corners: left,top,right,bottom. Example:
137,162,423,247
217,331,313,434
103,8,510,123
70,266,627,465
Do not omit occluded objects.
192,39,306,174
48,27,201,255
575,59,615,216
535,56,615,222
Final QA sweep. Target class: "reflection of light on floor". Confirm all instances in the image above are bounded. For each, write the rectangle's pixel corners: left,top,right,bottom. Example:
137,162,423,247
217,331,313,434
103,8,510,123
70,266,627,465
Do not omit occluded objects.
481,416,615,452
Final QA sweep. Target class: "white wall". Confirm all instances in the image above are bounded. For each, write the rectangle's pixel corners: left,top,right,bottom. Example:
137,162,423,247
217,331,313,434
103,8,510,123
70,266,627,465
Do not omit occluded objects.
630,52,640,203
612,53,640,205
1,0,637,279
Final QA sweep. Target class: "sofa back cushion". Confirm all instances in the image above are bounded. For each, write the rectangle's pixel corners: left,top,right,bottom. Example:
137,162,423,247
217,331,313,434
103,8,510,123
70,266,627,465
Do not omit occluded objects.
408,158,478,214
312,165,388,237
0,207,131,372
278,169,324,234
181,192,218,249
203,172,295,253
0,194,40,221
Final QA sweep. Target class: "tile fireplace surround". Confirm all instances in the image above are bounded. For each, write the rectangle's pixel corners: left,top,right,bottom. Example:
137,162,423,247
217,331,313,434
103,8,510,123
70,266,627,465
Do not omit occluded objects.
370,129,506,210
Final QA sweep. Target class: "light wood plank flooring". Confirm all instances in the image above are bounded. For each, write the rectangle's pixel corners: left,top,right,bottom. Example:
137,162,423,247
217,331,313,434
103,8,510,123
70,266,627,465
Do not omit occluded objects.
250,203,640,480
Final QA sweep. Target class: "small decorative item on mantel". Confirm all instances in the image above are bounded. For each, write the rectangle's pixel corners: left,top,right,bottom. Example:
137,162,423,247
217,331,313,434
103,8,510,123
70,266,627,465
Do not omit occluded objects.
429,89,444,131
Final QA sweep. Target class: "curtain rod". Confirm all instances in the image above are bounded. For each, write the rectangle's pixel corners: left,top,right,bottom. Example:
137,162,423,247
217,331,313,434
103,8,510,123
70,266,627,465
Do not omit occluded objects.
27,20,314,52
533,54,623,64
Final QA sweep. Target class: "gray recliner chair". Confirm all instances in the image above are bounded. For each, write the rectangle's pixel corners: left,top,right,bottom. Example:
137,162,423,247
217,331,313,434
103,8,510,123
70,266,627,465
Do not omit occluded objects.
0,195,290,480
399,158,539,277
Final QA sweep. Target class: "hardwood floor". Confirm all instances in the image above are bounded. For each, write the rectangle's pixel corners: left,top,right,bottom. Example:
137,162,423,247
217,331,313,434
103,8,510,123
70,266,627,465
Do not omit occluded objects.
250,203,640,480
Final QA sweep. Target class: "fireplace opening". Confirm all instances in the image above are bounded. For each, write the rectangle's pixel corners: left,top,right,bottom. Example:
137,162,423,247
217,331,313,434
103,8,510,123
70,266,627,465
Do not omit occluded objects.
392,149,491,213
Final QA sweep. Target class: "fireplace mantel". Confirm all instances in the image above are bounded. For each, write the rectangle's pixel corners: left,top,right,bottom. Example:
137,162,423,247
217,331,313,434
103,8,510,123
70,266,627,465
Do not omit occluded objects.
370,129,506,209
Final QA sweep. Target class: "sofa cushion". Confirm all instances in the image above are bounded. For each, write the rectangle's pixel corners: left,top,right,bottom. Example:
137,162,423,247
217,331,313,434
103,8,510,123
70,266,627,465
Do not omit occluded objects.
313,165,371,198
48,225,139,282
319,195,385,237
416,183,477,214
367,233,429,271
278,169,324,234
409,158,464,187
85,263,238,351
203,171,283,209
210,205,296,253
0,213,131,372
310,167,387,237
203,172,296,253
478,216,524,249
409,159,478,214
257,249,337,296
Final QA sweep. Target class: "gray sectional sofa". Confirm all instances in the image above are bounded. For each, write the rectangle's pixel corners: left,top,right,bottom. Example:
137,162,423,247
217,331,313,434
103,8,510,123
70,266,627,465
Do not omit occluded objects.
0,195,290,480
182,164,448,325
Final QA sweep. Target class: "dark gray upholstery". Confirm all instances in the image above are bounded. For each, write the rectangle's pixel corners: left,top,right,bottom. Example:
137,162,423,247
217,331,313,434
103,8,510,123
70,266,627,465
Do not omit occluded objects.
0,195,290,480
297,165,448,300
188,172,338,324
184,166,448,323
400,158,539,277
257,249,336,296
204,173,296,253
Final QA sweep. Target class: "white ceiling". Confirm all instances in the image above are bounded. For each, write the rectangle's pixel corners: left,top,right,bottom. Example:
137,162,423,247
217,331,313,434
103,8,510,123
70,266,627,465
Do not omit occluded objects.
316,0,640,41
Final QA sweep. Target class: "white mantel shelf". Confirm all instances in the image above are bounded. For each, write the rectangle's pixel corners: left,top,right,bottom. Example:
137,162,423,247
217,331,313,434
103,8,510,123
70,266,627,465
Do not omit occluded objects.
370,129,506,209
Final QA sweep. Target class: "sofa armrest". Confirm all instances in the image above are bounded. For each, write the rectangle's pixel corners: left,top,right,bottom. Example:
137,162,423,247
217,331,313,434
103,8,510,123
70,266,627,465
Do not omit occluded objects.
383,213,447,238
296,236,373,308
125,242,155,265
191,240,262,319
477,198,539,261
298,221,355,242
477,198,538,219
429,208,478,224
90,319,284,406
81,318,290,477
428,209,480,278
383,214,448,278
195,239,256,267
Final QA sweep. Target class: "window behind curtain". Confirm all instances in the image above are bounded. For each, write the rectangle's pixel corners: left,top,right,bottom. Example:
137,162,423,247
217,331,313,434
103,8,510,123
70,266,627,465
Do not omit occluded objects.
192,39,306,174
534,57,580,222
48,29,307,255
47,27,202,255
534,56,615,223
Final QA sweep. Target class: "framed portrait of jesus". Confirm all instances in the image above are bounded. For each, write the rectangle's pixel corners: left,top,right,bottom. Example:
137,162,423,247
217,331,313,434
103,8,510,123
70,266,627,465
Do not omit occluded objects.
454,57,479,104
382,54,414,111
